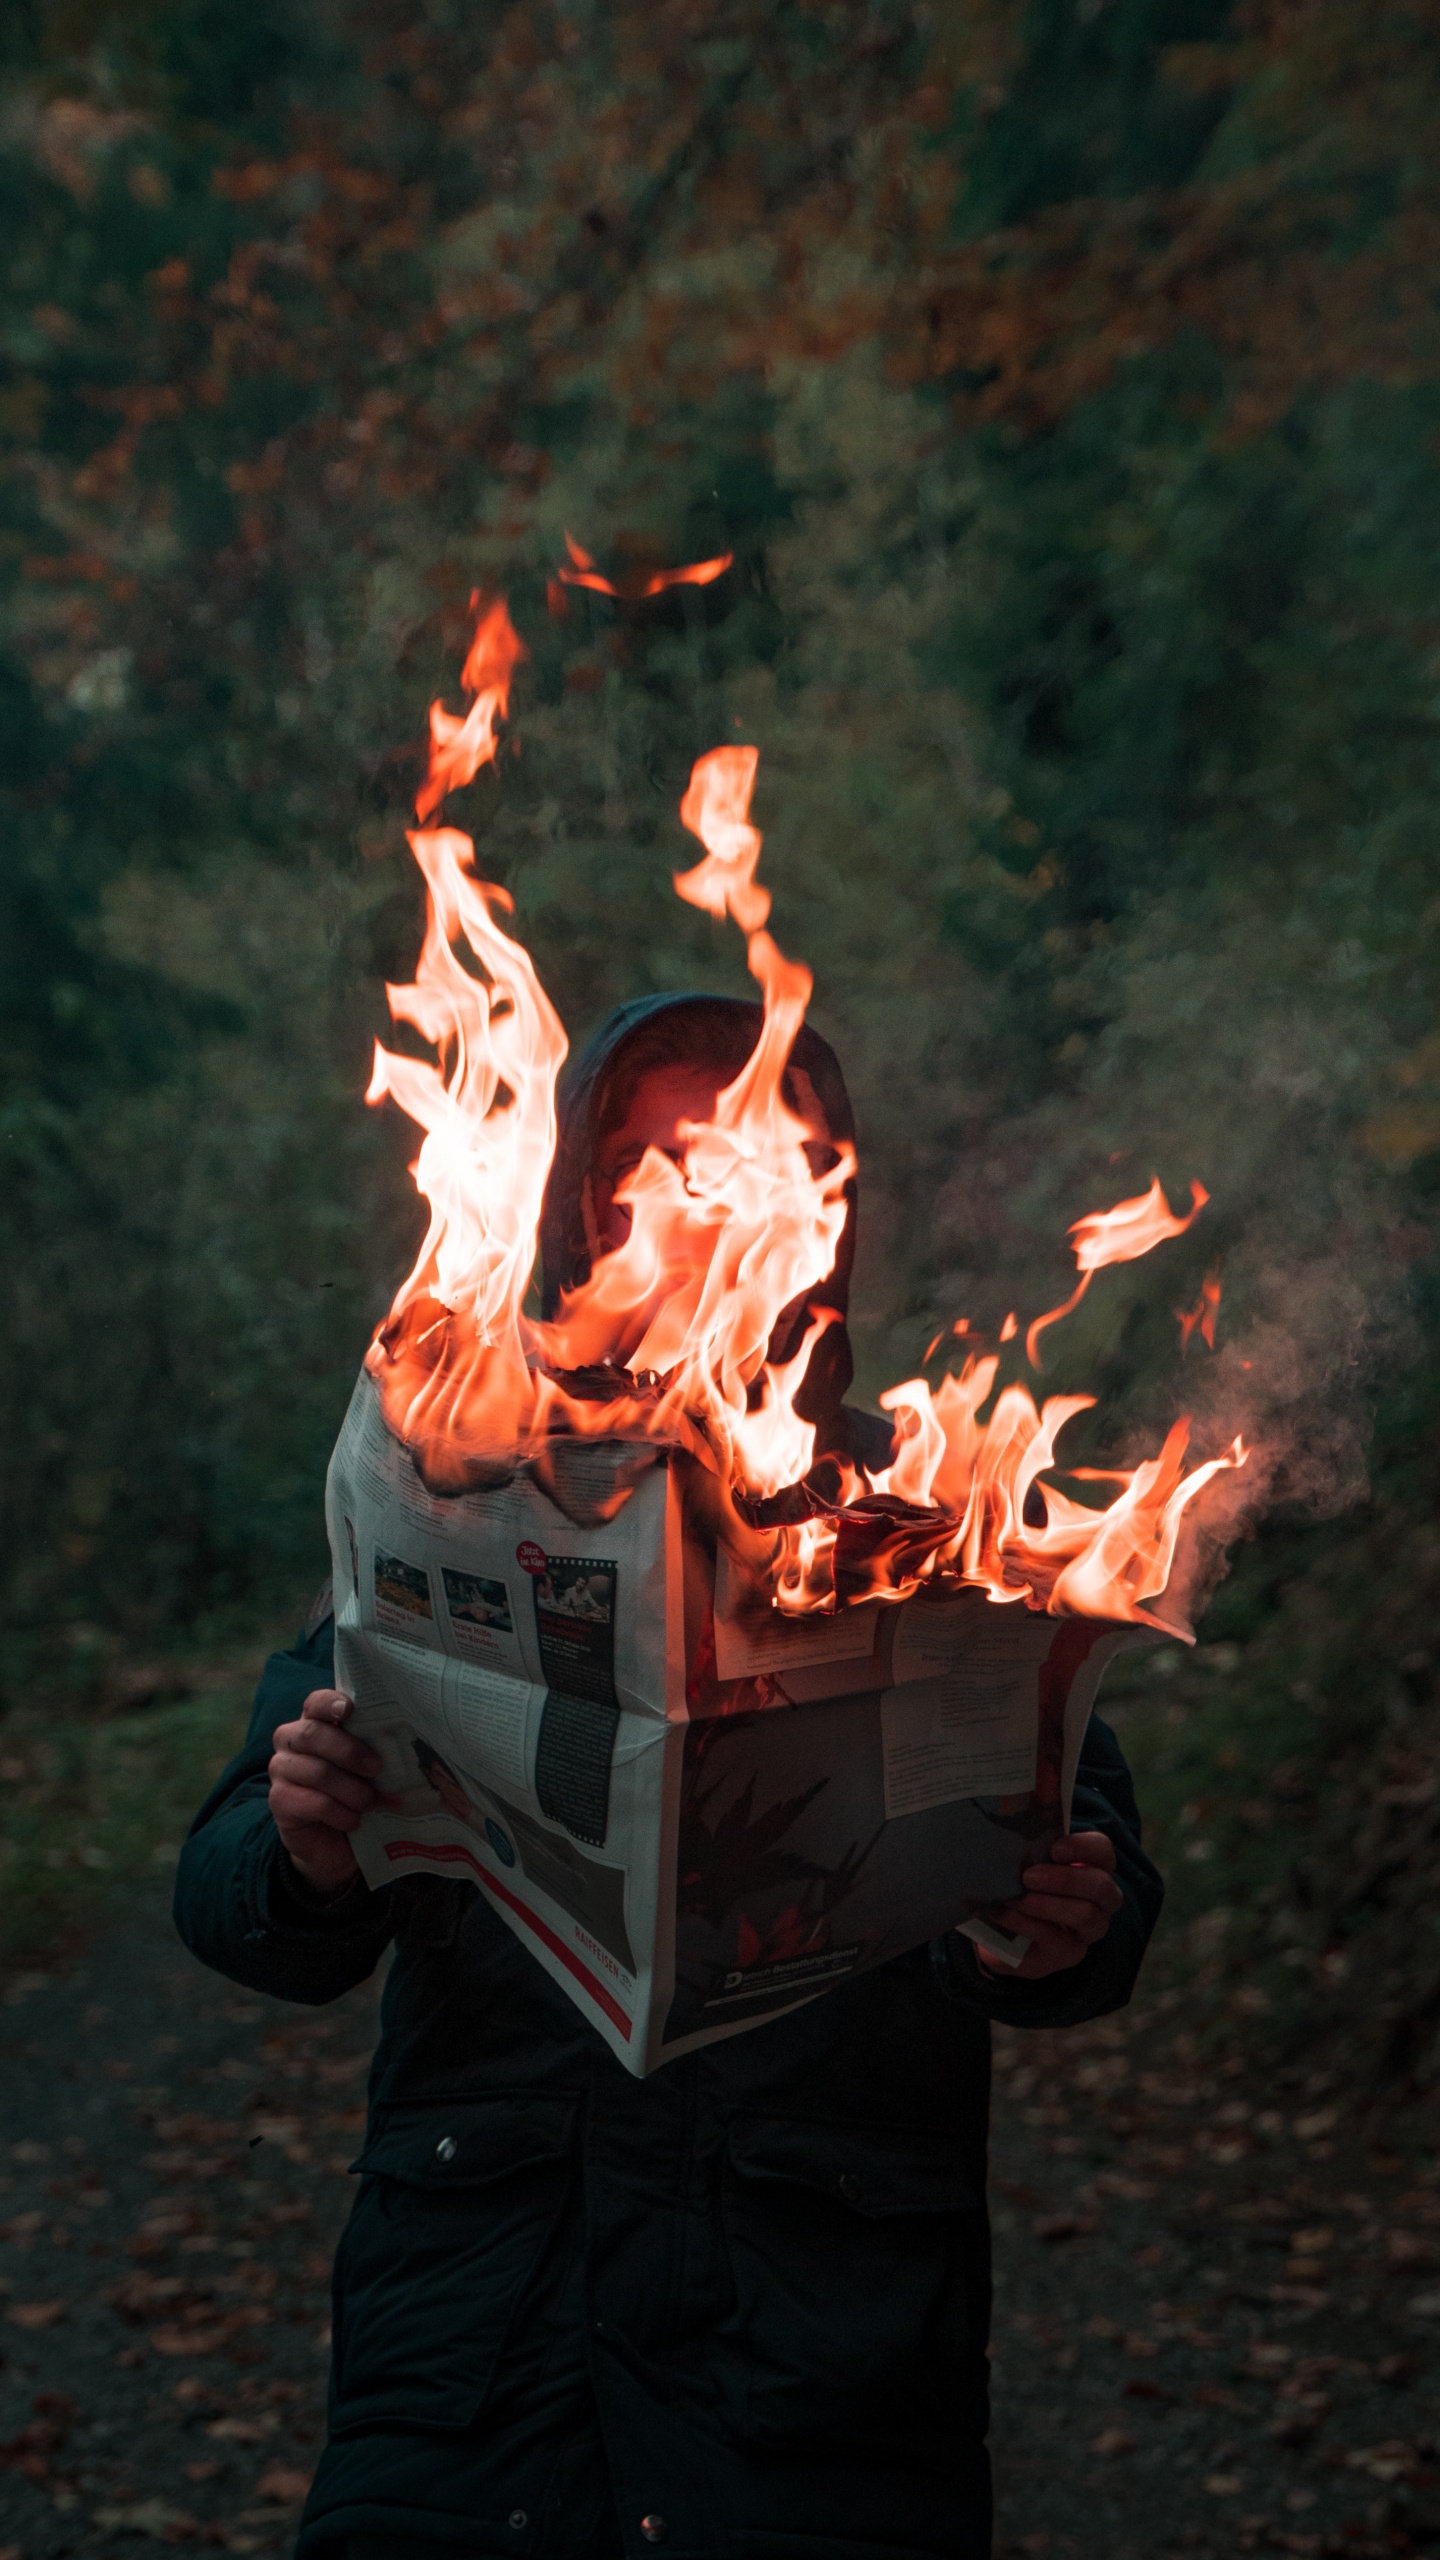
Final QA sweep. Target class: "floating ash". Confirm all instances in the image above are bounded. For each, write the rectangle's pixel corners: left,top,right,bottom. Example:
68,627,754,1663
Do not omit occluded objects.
364,586,1247,1637
1177,1268,1223,1355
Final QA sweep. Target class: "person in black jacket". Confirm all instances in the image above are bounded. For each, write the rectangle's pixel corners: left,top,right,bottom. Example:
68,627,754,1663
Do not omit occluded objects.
175,995,1163,2560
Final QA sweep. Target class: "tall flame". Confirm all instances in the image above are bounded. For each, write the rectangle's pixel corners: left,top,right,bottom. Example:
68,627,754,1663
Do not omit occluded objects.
540,741,853,1498
364,588,1249,1631
415,596,527,823
364,598,566,1485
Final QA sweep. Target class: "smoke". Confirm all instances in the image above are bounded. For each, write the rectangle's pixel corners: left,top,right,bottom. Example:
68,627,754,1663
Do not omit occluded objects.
1160,1274,1377,1627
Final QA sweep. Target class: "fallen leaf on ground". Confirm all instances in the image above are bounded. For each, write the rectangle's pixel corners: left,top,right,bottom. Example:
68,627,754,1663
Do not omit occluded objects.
171,2378,223,2407
1376,2352,1416,2383
109,2275,188,2318
1202,2474,1243,2495
313,2054,367,2084
256,2462,314,2504
1090,2426,1135,2457
149,2324,229,2355
7,2300,66,2329
92,2501,200,2540
1034,2211,1098,2242
1345,2441,1418,2482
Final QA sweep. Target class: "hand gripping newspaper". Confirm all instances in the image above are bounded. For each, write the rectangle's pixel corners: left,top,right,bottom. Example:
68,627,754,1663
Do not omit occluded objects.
326,1370,1148,2076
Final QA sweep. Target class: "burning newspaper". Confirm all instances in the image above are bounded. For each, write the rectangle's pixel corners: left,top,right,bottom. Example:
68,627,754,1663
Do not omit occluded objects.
327,572,1246,2075
329,1370,1141,2071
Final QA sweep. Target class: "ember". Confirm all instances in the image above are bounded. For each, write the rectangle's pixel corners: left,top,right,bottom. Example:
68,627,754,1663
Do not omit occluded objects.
365,589,1247,1636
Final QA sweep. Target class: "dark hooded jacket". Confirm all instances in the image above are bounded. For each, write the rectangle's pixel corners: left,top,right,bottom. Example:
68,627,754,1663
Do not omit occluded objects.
174,997,1163,2560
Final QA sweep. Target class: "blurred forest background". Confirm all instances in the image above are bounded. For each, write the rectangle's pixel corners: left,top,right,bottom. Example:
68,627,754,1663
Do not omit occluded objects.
3,0,1440,2097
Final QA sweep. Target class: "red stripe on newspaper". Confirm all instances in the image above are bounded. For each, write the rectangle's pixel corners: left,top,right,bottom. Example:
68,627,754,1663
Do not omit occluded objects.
379,1838,633,2041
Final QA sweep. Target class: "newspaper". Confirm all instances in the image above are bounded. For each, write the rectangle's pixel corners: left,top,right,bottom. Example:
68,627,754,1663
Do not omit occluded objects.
326,1370,1146,2076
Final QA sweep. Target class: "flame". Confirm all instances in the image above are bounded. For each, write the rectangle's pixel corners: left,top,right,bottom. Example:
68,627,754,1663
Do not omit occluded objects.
363,827,568,1483
1178,1267,1222,1353
363,589,1251,1630
558,532,733,601
674,746,769,932
538,742,854,1499
415,595,527,824
1025,1175,1209,1369
829,1365,1247,1632
361,593,563,1485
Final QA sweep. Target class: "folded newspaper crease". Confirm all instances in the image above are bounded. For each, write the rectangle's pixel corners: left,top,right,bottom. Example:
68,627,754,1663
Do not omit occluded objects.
327,1372,1151,2075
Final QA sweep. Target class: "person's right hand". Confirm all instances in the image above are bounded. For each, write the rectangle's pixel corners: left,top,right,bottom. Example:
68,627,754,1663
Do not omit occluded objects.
268,1688,390,1896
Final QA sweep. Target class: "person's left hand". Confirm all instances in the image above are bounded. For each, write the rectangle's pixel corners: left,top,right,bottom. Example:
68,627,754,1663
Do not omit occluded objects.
974,1830,1123,1981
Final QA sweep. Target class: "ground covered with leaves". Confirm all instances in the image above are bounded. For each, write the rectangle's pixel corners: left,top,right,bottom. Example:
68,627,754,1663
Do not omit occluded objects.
0,1890,377,2557
988,2013,1440,2559
1,1880,1437,2560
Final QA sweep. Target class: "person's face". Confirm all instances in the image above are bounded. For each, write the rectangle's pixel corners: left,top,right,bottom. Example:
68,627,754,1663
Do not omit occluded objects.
591,1065,723,1252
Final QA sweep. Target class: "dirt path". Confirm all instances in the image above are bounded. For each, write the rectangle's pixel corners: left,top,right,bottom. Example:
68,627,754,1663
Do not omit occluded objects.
1,1894,1435,2558
987,2007,1440,2559
0,1892,379,2556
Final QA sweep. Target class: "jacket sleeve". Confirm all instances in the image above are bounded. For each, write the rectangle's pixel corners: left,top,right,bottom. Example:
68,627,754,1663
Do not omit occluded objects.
172,1617,399,2007
934,1714,1163,2030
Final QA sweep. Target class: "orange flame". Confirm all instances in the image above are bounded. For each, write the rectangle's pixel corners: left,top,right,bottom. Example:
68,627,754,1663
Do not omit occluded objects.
1025,1175,1209,1369
363,590,1250,1630
773,1382,1245,1638
674,746,769,932
539,741,853,1499
364,827,568,1484
1177,1268,1222,1353
414,595,527,823
557,532,733,601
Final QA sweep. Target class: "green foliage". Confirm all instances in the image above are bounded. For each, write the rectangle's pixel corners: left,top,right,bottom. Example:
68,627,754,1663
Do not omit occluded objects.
0,1677,251,1965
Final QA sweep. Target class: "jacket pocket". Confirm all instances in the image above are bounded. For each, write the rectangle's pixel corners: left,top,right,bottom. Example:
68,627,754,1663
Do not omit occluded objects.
328,2096,575,2437
719,2114,989,2463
